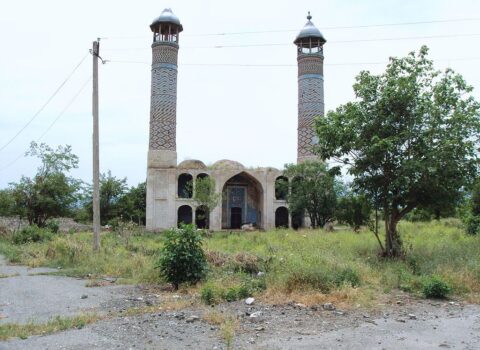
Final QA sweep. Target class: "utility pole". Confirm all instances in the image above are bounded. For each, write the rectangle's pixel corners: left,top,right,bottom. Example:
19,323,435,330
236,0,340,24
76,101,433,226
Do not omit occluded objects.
92,39,100,251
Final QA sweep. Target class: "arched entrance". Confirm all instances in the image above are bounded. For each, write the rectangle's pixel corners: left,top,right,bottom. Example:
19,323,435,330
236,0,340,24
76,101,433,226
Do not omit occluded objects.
275,207,289,228
221,172,263,229
177,205,192,226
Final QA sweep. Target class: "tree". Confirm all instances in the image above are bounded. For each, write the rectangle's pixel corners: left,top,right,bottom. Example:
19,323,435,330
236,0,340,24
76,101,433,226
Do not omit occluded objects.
157,224,207,289
316,46,480,257
192,176,221,228
117,182,147,225
282,161,339,228
9,142,80,227
464,179,480,235
83,171,128,225
0,189,15,216
336,192,371,231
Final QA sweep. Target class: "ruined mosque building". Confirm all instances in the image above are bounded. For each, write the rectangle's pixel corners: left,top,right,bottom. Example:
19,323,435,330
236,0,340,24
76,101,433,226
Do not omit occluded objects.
146,9,326,231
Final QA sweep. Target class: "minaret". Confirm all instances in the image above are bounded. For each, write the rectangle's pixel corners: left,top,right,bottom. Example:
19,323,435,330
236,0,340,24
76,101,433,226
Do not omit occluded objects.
146,9,183,231
294,12,326,163
147,8,183,168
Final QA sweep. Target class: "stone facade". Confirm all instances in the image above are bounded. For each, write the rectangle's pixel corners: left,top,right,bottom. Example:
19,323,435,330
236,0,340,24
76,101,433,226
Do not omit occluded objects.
146,10,325,231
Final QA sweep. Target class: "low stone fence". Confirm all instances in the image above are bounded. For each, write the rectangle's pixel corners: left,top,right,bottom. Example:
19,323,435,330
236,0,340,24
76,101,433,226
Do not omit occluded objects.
0,217,91,233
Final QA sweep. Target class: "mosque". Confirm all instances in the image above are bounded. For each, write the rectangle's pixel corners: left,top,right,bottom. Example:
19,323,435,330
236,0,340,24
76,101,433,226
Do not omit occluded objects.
146,9,326,231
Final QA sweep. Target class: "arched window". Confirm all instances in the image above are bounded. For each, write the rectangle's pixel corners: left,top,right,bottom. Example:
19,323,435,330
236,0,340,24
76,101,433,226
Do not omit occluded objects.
177,205,193,226
197,173,209,180
178,173,193,198
275,176,288,200
275,207,289,228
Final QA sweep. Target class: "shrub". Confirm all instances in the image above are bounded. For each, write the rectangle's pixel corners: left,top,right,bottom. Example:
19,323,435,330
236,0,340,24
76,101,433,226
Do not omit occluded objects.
465,215,480,235
46,220,60,234
12,226,54,245
333,267,360,287
201,283,224,305
225,288,238,302
422,276,451,299
157,224,207,289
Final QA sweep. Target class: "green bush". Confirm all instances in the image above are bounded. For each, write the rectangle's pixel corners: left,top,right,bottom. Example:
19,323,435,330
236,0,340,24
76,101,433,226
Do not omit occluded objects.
12,226,54,245
465,215,480,235
157,224,207,289
422,276,451,299
334,267,360,287
225,288,238,302
201,283,224,305
46,220,60,234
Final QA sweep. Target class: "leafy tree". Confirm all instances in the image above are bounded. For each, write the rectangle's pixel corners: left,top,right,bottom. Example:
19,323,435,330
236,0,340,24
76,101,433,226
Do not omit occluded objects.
9,142,80,227
117,182,147,225
316,46,480,257
464,179,480,235
192,176,221,228
157,224,207,289
83,171,128,225
282,161,339,228
0,189,15,216
336,193,371,231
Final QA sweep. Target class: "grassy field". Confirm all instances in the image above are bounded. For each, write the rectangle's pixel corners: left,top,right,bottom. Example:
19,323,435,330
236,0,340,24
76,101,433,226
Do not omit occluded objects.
1,219,479,306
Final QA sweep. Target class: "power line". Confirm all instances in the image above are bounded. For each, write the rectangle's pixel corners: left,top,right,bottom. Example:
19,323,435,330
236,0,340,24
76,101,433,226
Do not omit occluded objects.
0,53,89,154
0,76,92,172
102,32,480,51
107,56,480,68
101,17,480,39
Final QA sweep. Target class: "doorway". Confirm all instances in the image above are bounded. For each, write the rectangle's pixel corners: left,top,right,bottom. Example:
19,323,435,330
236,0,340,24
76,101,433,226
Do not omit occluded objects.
230,207,242,229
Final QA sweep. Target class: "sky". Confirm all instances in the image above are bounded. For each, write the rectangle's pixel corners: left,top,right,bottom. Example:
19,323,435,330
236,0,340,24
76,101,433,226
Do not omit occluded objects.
0,0,479,188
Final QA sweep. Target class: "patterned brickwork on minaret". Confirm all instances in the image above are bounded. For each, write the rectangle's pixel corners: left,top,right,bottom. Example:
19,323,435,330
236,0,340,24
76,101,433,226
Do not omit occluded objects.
297,53,324,163
149,43,179,151
294,13,326,164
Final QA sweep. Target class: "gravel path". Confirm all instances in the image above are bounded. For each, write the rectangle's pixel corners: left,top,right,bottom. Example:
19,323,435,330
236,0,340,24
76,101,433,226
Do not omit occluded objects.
1,255,479,349
0,255,132,324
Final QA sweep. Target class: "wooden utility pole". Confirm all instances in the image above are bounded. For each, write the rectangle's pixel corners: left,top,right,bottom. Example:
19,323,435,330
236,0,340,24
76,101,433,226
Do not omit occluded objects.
92,40,100,251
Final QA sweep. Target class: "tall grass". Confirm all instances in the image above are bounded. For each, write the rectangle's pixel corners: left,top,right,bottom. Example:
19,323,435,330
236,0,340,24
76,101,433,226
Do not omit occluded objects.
0,219,478,304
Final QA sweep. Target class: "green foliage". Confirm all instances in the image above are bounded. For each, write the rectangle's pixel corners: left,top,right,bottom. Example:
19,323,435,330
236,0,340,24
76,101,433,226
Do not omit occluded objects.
463,180,480,235
0,189,15,216
1,221,479,304
282,161,339,228
117,182,146,225
45,220,60,234
201,282,224,305
316,46,480,256
336,193,371,230
422,276,451,299
82,171,128,225
8,142,80,227
200,277,266,305
12,226,54,245
465,214,480,235
192,176,221,228
157,224,207,289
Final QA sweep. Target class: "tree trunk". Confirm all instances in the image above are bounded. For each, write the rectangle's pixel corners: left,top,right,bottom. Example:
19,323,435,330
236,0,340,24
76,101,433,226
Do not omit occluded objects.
385,218,403,257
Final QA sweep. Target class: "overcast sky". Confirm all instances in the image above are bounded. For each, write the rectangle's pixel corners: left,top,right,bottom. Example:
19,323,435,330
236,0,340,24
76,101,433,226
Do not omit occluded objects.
1,0,479,188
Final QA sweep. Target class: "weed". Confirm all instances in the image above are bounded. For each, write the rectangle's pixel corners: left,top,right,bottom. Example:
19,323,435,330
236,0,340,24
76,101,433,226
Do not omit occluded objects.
423,276,451,299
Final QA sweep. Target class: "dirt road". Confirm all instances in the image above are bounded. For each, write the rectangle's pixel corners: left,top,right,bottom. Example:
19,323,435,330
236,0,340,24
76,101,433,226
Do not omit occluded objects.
1,255,479,349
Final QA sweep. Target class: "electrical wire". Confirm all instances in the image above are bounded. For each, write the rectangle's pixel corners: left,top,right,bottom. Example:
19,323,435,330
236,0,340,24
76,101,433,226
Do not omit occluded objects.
100,17,480,39
0,76,92,172
0,53,89,154
102,32,480,51
107,57,480,68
